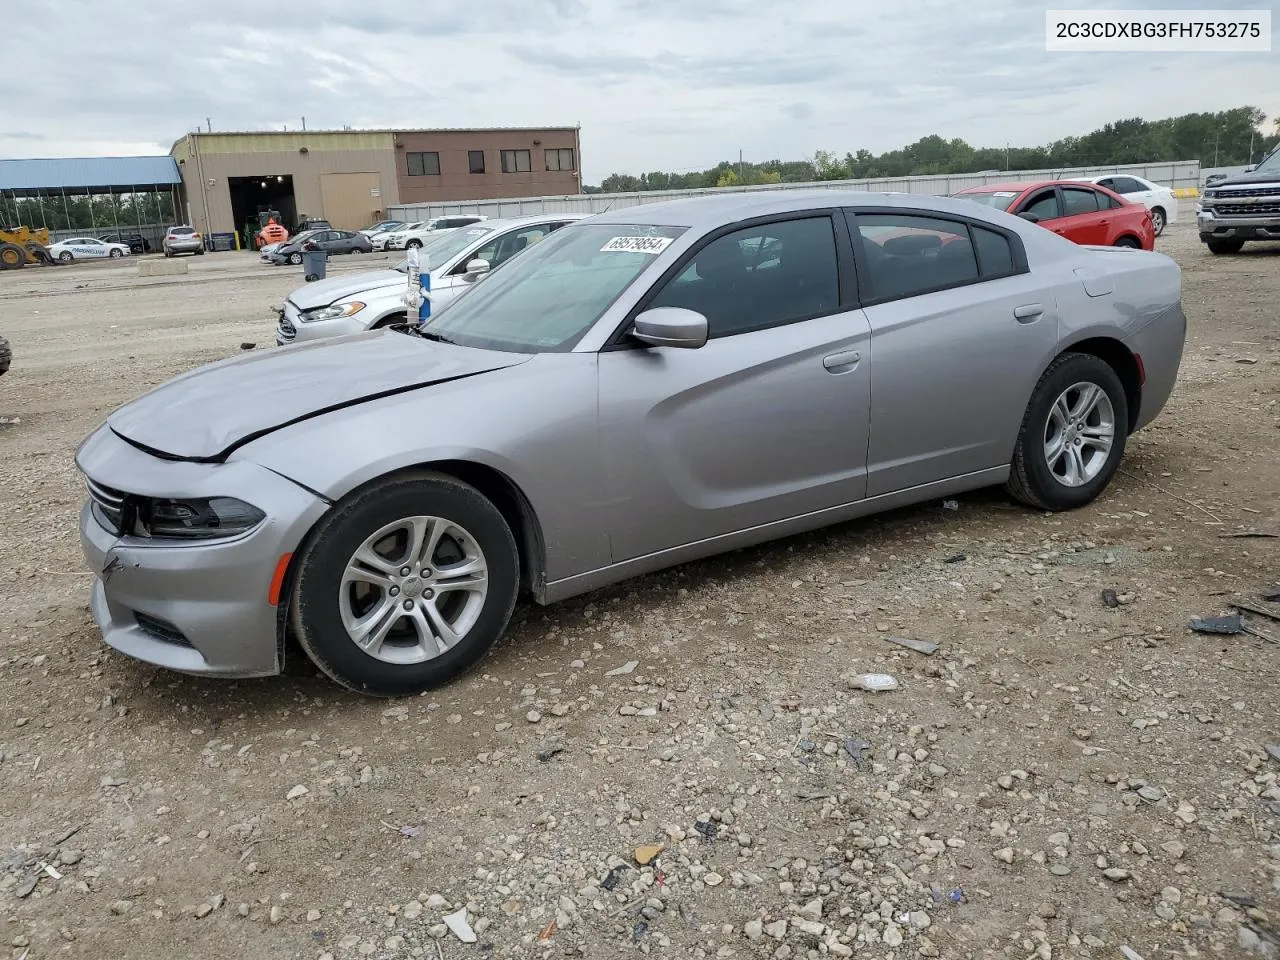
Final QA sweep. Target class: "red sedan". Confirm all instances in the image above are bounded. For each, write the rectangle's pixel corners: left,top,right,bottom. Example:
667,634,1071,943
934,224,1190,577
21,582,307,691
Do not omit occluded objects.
953,180,1155,251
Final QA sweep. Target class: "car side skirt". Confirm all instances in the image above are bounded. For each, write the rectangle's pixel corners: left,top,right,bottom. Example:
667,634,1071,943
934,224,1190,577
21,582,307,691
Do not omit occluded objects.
539,466,1008,605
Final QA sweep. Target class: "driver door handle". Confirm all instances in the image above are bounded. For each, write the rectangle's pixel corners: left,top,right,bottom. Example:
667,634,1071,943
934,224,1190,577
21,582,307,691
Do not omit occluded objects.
823,350,861,373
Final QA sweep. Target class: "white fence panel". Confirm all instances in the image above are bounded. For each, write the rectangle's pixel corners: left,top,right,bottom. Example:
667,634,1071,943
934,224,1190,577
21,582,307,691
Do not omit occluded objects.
390,159,1203,221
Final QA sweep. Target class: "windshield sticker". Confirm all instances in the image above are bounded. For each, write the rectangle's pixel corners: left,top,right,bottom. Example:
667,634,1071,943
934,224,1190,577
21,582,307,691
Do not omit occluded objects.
992,191,1016,197
466,228,489,236
601,236,673,254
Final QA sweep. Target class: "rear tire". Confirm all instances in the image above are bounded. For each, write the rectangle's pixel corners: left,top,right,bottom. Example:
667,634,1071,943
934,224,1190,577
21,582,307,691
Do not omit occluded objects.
291,472,519,696
1006,353,1128,511
1113,236,1141,249
109,248,123,258
0,243,25,270
406,239,422,249
1206,239,1245,255
288,252,303,265
0,335,10,377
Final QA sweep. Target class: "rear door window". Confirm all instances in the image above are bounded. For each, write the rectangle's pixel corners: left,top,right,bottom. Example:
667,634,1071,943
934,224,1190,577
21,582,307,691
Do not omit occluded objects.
852,214,979,302
1062,187,1101,216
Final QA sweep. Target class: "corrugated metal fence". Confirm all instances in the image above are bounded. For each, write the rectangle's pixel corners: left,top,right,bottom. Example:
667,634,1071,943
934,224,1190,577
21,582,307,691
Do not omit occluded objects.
390,160,1202,221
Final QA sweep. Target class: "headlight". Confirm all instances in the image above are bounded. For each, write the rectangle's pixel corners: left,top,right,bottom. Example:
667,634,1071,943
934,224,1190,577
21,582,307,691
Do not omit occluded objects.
1203,189,1217,198
136,497,266,540
300,301,366,322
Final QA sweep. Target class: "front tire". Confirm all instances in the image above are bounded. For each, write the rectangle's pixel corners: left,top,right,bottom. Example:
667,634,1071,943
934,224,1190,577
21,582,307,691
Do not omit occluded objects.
58,251,74,262
288,252,303,265
1206,239,1245,255
291,472,520,696
109,248,123,258
1006,353,1128,511
406,239,422,249
1149,207,1166,236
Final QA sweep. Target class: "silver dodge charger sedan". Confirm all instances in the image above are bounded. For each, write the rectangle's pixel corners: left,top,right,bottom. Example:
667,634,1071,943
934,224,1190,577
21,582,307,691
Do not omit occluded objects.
76,191,1185,696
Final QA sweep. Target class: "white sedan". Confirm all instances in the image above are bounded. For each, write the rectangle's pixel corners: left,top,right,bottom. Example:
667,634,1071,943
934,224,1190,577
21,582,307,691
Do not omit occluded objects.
1079,175,1178,236
48,237,132,262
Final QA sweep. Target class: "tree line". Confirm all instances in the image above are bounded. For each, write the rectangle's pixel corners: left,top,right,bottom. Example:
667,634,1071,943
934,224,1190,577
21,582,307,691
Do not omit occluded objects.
588,106,1277,193
0,192,180,233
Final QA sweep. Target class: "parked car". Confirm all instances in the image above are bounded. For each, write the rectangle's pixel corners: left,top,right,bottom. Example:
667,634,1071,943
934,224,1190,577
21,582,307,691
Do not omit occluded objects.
275,215,584,344
383,216,489,251
77,191,1186,695
371,224,420,252
1196,144,1280,254
98,232,152,254
261,229,321,262
48,237,132,261
163,226,204,257
361,220,403,238
1075,175,1177,236
267,230,373,265
953,181,1155,250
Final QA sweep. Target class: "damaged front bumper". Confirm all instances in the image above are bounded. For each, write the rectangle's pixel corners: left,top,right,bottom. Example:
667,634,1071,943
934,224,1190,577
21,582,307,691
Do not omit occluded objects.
75,425,329,678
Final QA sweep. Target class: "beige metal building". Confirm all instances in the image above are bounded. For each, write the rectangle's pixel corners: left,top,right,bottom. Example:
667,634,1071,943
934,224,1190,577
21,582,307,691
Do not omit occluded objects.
171,126,582,237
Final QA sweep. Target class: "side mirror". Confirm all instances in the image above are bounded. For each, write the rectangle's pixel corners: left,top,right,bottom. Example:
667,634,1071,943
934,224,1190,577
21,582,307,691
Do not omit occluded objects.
631,307,708,349
1017,212,1041,223
463,258,490,282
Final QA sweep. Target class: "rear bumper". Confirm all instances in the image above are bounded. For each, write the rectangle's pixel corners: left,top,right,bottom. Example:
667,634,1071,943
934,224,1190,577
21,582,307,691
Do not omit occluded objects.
165,241,203,254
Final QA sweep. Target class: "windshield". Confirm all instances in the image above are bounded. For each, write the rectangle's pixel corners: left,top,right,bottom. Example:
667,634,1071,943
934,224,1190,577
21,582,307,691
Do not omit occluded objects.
1255,146,1280,175
392,225,498,273
953,190,1020,211
420,222,687,353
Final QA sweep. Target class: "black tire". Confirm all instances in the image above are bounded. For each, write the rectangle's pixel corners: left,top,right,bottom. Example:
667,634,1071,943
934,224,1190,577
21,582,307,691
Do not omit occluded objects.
291,471,520,696
1150,207,1166,236
0,242,25,270
304,273,320,283
288,252,303,265
1206,239,1245,255
196,248,204,256
406,239,422,249
371,313,408,329
1113,236,1142,249
1006,352,1128,511
0,335,10,377
109,248,123,258
58,251,74,262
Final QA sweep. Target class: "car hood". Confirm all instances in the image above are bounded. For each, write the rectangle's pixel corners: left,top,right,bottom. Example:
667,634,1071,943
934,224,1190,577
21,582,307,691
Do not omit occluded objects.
1209,170,1280,188
287,269,406,310
107,332,531,462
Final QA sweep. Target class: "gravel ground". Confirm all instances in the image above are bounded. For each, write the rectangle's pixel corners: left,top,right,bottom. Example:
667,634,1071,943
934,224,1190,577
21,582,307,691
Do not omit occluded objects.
0,226,1278,960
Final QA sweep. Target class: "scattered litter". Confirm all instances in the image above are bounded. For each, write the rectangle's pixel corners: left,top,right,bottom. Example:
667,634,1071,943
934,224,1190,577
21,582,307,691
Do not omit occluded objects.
0,416,20,427
536,739,565,762
537,917,558,941
1236,357,1258,364
847,673,900,692
883,636,938,656
605,660,638,677
634,843,664,866
1218,530,1278,539
1102,589,1120,608
1221,892,1258,908
239,342,256,351
1231,600,1280,623
39,861,62,880
693,820,717,843
399,825,421,838
1265,744,1280,764
943,553,966,563
1189,614,1244,635
632,919,649,941
600,865,628,890
1262,585,1280,603
1120,947,1147,960
842,738,872,767
443,908,477,943
948,888,964,904
942,500,959,511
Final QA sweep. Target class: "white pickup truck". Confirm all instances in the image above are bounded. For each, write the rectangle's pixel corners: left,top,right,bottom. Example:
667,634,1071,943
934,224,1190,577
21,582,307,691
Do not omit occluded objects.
1197,144,1280,254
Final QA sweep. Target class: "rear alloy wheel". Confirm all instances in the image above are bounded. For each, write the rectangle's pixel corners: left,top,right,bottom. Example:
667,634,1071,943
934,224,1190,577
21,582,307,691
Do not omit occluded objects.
1206,239,1245,255
291,472,519,696
1113,236,1142,249
288,252,303,265
109,248,123,258
1006,353,1128,511
1149,207,1166,236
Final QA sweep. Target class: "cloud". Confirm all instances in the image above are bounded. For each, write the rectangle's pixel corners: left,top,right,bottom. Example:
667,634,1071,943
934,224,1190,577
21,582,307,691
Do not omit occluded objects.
1,0,1277,182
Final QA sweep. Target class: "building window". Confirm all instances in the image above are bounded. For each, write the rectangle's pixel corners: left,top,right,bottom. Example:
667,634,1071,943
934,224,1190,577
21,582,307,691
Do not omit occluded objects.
468,150,486,174
406,151,440,176
545,148,576,172
500,149,532,173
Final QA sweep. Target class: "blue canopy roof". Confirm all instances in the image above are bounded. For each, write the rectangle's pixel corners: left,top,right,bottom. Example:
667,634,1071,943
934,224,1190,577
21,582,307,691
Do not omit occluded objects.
0,156,182,194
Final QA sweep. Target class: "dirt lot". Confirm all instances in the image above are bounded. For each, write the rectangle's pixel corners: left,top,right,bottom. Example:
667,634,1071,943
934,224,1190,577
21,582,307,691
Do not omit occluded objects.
0,227,1278,960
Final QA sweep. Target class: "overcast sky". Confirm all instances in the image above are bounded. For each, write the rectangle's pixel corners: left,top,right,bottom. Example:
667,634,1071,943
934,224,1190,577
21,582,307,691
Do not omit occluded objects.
5,0,1277,182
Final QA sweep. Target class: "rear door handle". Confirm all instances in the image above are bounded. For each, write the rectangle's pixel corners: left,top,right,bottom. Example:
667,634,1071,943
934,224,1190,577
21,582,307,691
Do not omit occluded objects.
823,350,861,373
1014,303,1043,323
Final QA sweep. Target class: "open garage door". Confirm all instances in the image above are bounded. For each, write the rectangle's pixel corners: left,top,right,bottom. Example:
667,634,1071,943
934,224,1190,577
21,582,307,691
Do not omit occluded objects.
319,173,384,231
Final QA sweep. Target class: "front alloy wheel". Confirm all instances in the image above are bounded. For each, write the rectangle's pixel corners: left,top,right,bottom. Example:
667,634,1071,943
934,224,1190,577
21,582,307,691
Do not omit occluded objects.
291,472,519,696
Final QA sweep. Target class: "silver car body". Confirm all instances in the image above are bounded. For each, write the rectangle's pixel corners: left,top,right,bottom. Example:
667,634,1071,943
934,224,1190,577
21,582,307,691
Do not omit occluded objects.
164,226,203,256
275,214,587,345
77,191,1185,679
